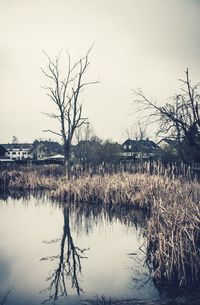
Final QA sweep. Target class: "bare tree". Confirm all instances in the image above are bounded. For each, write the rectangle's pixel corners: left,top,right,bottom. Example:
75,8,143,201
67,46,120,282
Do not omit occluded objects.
75,122,95,144
123,125,135,140
42,47,98,177
124,122,147,141
12,136,18,144
0,287,13,305
132,69,200,162
74,123,96,165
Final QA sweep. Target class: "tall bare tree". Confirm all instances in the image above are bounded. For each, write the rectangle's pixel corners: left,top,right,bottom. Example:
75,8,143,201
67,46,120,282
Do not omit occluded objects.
42,47,98,177
132,69,200,162
124,122,147,141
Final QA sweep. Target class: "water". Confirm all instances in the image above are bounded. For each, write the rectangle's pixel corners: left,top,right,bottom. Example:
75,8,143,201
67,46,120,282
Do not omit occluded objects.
0,196,198,305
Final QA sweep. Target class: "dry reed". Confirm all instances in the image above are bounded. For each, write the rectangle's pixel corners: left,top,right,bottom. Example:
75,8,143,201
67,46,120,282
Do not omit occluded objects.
146,197,200,288
0,164,199,289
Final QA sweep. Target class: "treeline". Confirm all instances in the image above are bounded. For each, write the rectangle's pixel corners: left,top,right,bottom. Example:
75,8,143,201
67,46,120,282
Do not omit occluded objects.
30,137,121,165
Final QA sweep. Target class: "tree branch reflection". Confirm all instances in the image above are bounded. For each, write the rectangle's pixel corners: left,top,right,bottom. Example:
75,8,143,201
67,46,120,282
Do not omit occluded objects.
41,205,88,303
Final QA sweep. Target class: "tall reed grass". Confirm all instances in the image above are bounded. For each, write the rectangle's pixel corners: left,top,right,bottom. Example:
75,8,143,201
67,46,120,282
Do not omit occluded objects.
147,197,200,288
0,163,199,289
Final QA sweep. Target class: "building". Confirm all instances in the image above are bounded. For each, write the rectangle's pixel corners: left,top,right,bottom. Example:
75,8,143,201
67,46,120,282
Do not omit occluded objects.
121,138,159,160
2,144,32,160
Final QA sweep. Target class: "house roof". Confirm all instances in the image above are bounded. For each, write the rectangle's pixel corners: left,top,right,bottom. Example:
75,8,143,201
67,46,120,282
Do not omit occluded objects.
2,143,32,150
0,158,15,162
47,154,65,160
122,139,159,152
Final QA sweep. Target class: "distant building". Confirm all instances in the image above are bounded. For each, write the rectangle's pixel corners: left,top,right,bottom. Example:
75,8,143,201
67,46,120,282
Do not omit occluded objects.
2,144,32,160
0,140,65,163
121,138,159,160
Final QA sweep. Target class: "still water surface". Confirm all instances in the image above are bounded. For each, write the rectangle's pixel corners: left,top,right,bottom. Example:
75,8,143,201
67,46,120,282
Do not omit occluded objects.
0,196,196,305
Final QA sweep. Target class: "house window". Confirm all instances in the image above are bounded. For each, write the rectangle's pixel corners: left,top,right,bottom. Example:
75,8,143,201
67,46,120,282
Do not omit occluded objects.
124,145,127,149
128,145,132,149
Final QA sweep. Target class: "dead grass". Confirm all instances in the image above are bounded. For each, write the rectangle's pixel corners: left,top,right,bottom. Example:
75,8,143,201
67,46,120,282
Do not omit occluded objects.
0,164,199,289
146,197,200,288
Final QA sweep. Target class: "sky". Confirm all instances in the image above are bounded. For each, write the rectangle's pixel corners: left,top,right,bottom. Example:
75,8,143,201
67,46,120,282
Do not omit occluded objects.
0,0,200,144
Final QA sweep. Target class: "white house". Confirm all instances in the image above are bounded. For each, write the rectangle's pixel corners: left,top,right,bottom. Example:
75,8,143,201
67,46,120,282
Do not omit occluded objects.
3,144,32,160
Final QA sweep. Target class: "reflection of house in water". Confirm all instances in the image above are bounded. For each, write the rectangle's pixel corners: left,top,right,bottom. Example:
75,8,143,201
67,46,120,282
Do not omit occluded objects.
2,143,32,160
121,138,159,160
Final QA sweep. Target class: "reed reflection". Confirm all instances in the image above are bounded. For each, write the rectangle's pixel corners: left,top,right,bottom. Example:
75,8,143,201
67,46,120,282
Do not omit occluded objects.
69,203,148,235
40,204,88,303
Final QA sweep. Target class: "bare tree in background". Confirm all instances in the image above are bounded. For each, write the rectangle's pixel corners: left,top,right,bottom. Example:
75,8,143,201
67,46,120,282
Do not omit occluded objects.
124,122,147,141
74,123,96,165
12,136,18,144
132,69,200,162
42,47,98,177
75,122,95,144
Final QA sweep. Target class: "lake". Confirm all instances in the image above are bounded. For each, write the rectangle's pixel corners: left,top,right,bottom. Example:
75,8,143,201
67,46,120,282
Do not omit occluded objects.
0,195,198,305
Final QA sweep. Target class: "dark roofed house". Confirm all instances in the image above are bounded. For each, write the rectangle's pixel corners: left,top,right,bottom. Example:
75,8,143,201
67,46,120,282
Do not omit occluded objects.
121,138,159,160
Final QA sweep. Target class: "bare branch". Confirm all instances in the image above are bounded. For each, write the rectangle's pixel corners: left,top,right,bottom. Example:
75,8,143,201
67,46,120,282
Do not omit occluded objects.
132,69,200,162
43,129,62,137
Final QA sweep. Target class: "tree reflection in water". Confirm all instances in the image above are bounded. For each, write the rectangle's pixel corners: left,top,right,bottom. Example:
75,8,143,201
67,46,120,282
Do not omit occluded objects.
40,205,88,303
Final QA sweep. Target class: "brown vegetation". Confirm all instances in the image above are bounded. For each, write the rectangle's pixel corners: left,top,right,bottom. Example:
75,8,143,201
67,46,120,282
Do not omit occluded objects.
0,163,199,289
147,197,200,288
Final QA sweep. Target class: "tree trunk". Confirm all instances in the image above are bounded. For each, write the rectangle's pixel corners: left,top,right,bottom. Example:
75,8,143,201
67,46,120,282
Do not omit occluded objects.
64,158,71,180
64,141,71,179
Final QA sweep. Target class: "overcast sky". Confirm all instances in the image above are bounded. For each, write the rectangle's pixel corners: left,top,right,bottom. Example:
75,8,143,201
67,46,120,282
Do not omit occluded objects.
0,0,200,144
